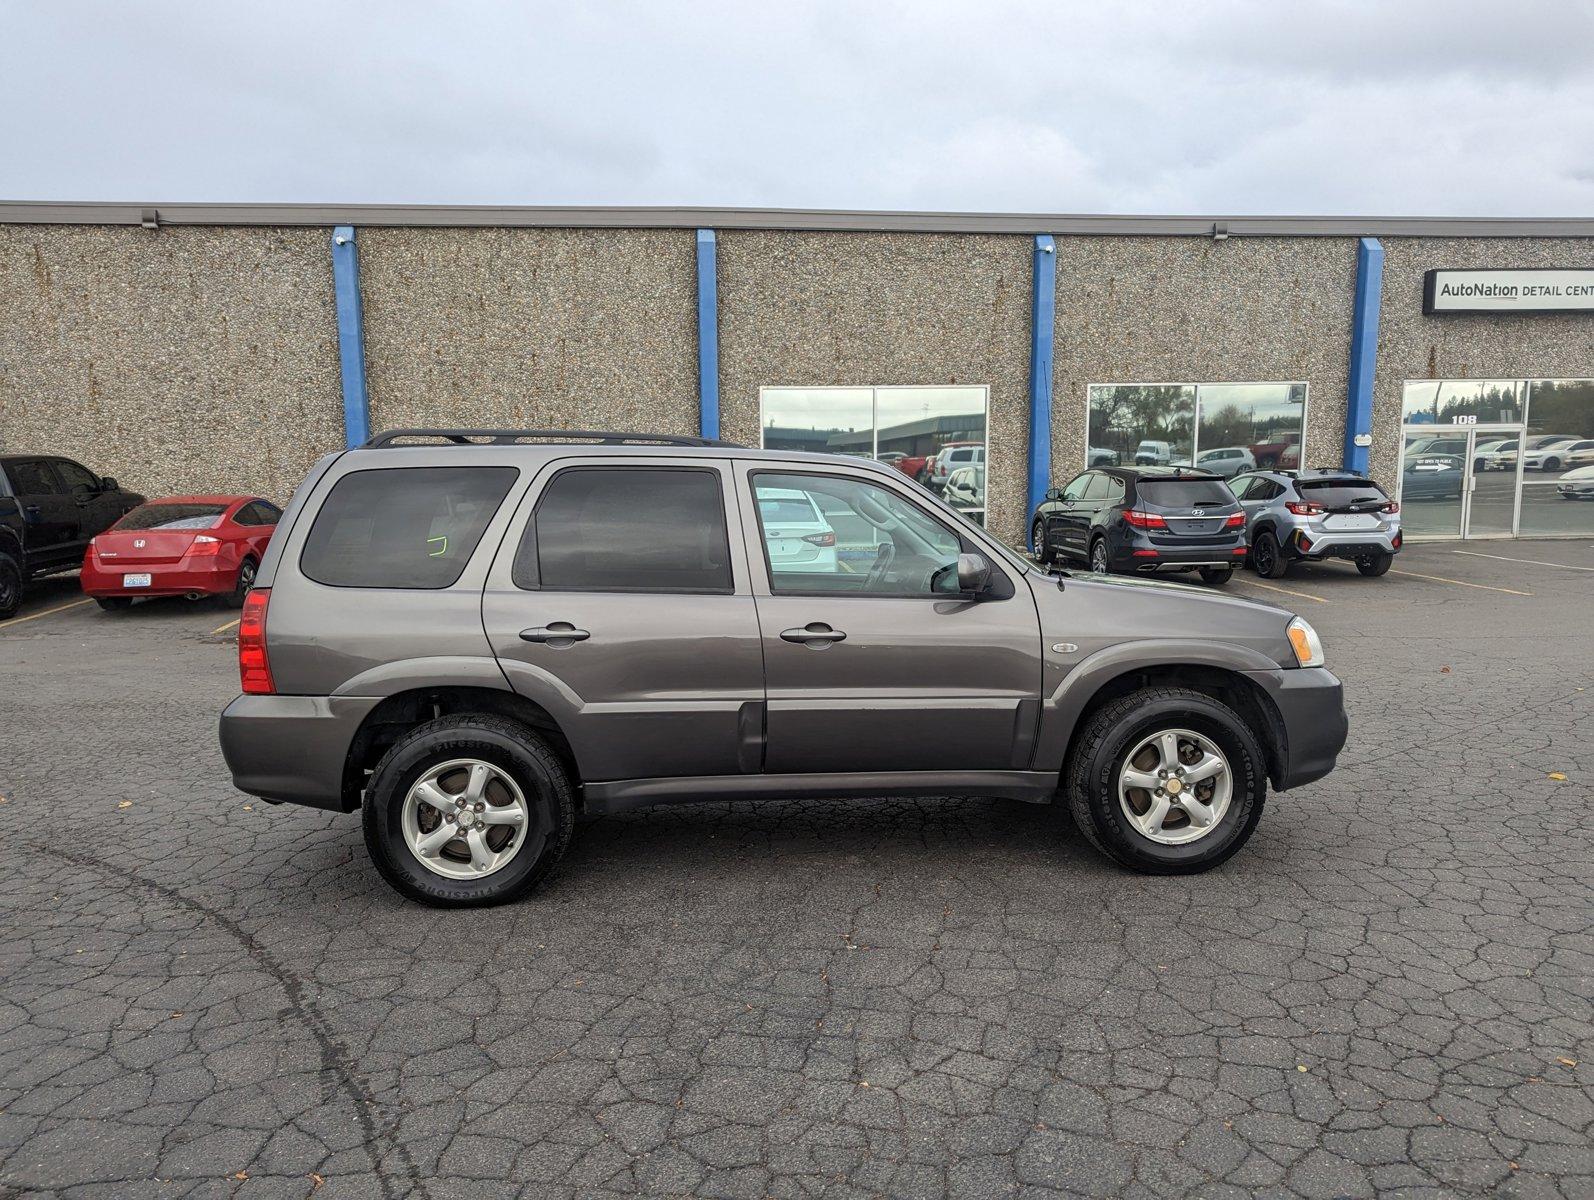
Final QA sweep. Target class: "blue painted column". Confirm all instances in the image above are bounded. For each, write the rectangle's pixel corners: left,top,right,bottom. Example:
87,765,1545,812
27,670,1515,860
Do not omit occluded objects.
695,229,720,440
331,226,371,448
1343,236,1383,474
1026,235,1057,517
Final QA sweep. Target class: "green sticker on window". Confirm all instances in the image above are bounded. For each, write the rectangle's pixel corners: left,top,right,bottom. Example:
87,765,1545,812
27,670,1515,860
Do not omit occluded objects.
427,535,448,557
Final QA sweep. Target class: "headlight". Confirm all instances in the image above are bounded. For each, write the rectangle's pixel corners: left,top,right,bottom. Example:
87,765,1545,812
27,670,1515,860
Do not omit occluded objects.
1286,616,1325,668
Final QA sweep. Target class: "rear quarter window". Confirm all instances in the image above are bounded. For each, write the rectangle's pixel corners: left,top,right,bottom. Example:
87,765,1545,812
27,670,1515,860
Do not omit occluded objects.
1135,480,1235,507
299,466,518,589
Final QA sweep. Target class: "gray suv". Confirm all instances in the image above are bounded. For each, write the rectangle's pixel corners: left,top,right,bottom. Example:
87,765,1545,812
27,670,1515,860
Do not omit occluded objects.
1230,469,1402,578
220,429,1348,906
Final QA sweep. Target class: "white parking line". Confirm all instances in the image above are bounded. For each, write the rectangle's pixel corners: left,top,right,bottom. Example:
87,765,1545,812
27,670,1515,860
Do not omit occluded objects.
212,618,241,635
1451,550,1594,573
1390,569,1532,596
0,598,92,630
1230,579,1330,604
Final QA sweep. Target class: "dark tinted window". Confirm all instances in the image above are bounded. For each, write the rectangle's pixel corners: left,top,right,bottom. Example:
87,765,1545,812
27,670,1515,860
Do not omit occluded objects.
301,467,517,589
115,503,228,531
233,501,281,527
54,460,99,491
518,468,732,593
1105,476,1126,503
6,460,60,495
1298,478,1388,508
1136,479,1236,507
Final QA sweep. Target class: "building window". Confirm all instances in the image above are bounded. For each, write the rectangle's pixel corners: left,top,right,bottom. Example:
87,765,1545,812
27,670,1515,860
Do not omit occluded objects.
1086,382,1307,477
760,386,989,524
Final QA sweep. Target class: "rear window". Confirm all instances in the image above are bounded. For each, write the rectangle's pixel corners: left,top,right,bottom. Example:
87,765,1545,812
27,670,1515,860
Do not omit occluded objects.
300,466,518,589
1298,479,1388,508
115,503,228,531
1136,480,1235,507
517,467,732,593
757,496,820,525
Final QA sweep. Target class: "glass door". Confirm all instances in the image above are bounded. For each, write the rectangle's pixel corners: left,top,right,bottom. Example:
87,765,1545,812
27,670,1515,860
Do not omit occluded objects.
1399,426,1522,539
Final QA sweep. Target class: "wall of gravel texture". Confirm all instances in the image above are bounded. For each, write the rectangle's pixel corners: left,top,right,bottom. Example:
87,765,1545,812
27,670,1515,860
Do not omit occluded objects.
1051,236,1360,482
1371,238,1594,484
0,225,342,502
717,231,1033,541
358,228,700,438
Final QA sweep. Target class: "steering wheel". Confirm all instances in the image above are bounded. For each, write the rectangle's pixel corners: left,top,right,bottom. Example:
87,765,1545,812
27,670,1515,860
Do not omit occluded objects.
864,541,897,590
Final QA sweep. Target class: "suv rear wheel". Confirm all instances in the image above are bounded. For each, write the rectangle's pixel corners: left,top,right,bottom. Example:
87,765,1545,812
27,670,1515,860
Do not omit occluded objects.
1065,687,1267,873
1356,551,1394,577
363,715,575,907
1250,530,1288,579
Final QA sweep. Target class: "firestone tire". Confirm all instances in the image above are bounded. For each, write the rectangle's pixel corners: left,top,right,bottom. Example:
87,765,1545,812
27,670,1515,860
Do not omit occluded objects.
1064,686,1268,874
0,553,23,620
363,714,575,907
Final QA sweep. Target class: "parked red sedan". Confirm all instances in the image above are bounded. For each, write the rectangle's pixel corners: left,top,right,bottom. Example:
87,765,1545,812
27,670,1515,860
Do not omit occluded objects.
80,495,280,611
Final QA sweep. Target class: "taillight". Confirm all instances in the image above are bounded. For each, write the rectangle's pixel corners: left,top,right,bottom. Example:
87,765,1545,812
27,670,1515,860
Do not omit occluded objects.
1285,501,1324,516
188,534,222,556
238,588,274,695
801,531,836,547
1382,500,1400,514
1223,512,1245,528
1122,509,1167,529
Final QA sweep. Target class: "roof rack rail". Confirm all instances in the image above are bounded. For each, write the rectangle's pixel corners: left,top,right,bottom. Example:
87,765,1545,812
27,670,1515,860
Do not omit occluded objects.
361,428,739,449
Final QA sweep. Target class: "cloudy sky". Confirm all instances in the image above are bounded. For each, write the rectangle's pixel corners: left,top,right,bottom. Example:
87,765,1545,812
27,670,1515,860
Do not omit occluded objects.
3,0,1591,215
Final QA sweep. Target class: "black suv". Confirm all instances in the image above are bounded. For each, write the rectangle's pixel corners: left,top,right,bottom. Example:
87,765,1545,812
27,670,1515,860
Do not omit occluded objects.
1031,467,1247,585
0,455,144,619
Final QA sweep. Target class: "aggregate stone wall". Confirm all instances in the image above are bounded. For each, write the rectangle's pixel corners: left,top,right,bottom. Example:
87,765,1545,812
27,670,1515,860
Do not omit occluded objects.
717,231,1033,543
1371,237,1594,484
1052,236,1359,482
0,225,341,502
358,228,700,438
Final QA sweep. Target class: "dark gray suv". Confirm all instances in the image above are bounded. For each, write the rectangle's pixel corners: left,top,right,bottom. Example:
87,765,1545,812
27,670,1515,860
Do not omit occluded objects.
220,429,1348,906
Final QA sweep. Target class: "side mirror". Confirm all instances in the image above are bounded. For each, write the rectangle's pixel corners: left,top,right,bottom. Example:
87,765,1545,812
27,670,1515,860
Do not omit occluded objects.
99,476,118,492
1044,488,1062,502
956,552,992,596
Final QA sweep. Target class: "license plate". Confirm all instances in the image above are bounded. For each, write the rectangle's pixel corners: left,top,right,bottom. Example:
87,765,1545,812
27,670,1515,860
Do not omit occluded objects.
122,573,152,587
1324,514,1377,530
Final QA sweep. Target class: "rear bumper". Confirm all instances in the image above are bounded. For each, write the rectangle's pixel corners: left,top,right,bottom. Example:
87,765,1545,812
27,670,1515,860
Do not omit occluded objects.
1245,666,1348,791
219,693,379,811
1112,538,1249,571
1288,528,1401,561
81,558,236,597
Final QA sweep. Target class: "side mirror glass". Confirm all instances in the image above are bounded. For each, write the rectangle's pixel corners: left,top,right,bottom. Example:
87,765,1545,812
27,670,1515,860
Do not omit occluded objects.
956,552,992,595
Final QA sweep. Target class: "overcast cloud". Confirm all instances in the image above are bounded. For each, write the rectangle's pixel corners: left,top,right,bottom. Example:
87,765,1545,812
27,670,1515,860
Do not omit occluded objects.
2,0,1591,215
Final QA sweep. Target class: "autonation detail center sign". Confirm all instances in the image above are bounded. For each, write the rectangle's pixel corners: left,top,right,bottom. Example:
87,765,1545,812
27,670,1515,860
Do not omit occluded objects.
1424,268,1594,314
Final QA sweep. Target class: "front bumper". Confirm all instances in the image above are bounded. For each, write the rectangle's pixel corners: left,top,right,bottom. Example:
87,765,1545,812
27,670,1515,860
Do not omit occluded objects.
1244,666,1348,791
219,693,380,811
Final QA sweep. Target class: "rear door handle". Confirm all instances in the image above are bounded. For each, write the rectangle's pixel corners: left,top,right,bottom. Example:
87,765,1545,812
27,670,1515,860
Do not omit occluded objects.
519,623,590,644
780,623,846,645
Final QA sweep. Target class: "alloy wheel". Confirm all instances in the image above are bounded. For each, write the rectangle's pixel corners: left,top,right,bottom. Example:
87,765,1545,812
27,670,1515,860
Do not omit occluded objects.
1117,728,1233,845
401,758,532,880
1091,541,1109,573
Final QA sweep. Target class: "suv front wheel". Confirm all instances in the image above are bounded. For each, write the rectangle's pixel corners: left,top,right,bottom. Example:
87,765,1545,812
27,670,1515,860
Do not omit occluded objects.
363,715,575,907
1065,687,1267,873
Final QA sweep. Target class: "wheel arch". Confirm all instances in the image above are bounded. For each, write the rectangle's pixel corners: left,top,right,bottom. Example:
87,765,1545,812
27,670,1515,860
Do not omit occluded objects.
341,685,580,811
1036,652,1288,790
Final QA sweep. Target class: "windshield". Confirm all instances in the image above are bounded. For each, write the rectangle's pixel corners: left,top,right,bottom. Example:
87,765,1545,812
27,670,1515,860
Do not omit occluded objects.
114,503,227,531
1136,480,1235,507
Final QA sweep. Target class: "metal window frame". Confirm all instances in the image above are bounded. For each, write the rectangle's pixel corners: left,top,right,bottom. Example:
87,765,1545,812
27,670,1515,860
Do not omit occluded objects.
1081,380,1311,474
756,383,992,520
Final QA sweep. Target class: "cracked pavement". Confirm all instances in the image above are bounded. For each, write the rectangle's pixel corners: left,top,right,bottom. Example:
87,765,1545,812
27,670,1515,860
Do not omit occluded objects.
0,541,1590,1198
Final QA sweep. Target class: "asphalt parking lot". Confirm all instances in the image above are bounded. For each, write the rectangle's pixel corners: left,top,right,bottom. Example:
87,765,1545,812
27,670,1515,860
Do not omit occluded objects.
1,541,1590,1199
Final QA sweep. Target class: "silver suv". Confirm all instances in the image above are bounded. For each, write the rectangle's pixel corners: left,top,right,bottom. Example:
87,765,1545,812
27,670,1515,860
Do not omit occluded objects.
1231,469,1401,578
220,429,1347,906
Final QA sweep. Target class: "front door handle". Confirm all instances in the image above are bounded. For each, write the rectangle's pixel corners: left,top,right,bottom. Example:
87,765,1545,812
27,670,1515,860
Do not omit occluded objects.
780,623,846,646
519,622,590,644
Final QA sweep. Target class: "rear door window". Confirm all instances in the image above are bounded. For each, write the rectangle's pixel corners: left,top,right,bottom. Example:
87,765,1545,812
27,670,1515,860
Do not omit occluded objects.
301,466,518,589
1136,480,1236,507
516,467,733,593
5,460,61,496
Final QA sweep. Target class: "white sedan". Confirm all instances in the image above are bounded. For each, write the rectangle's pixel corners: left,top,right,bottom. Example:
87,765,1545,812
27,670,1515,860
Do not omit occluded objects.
755,488,840,573
1556,465,1594,500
